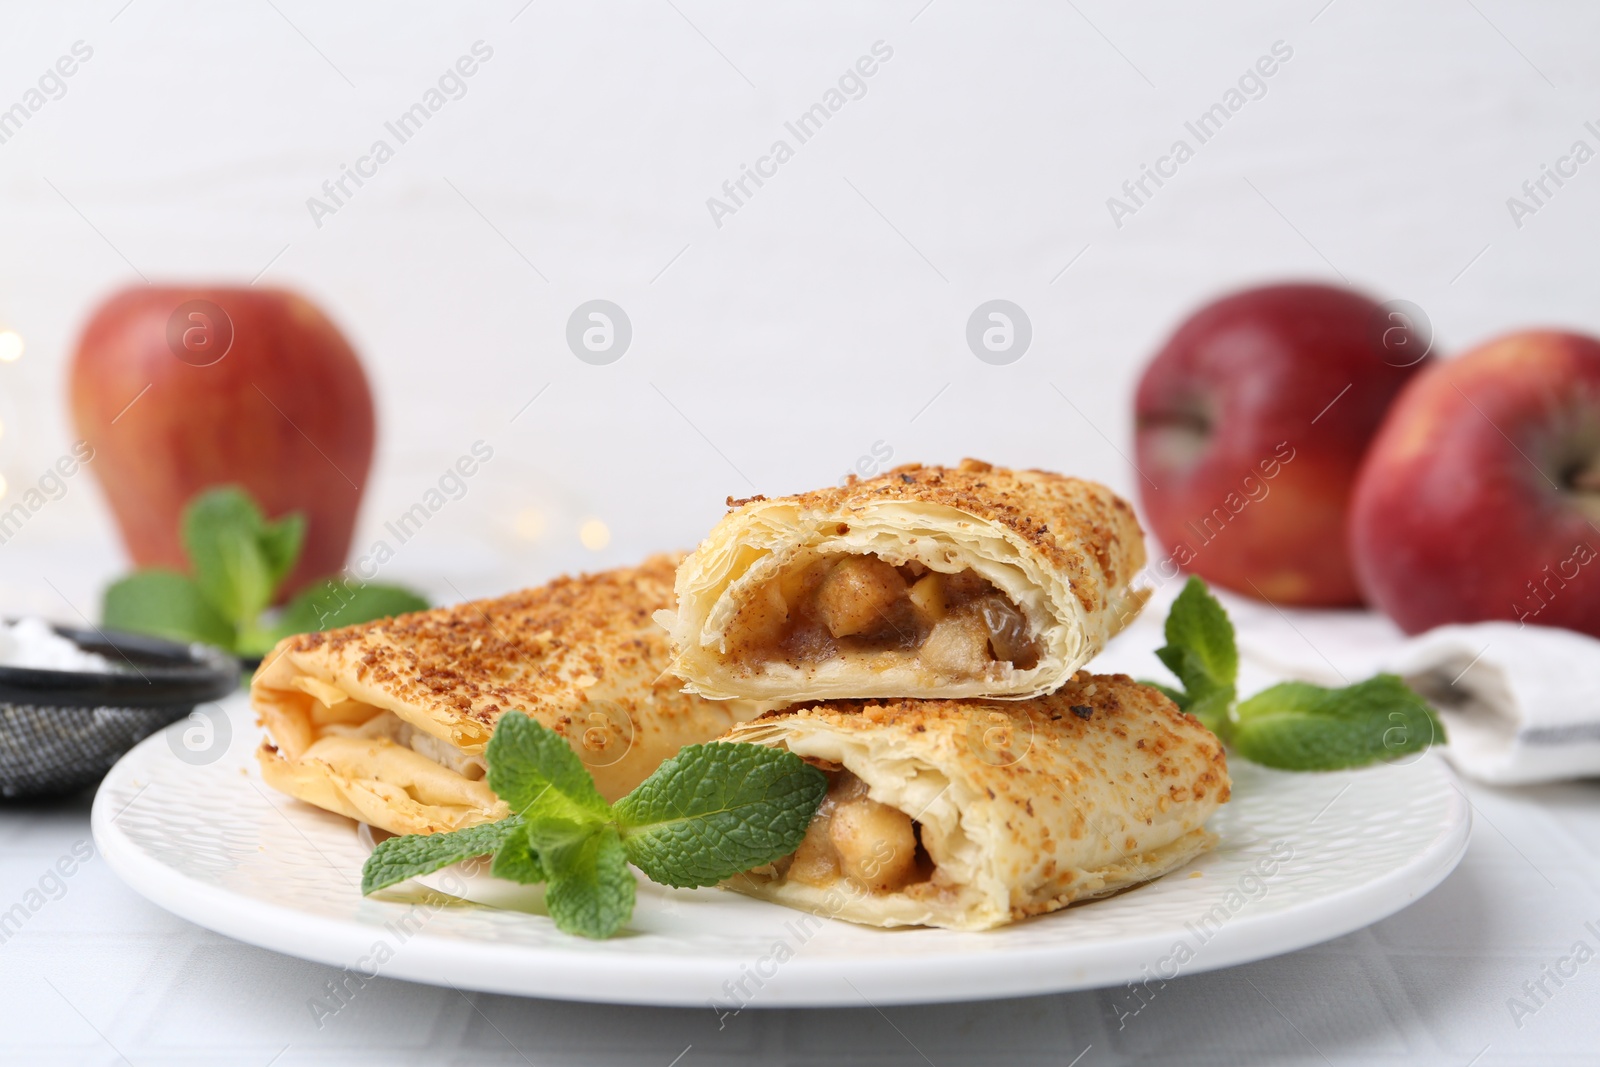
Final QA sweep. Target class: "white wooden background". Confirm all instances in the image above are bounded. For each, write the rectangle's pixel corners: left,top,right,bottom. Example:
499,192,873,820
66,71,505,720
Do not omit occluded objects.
2,0,1598,613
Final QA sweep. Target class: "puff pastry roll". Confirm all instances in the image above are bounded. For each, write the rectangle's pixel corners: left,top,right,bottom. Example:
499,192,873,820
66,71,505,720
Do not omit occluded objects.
722,675,1230,930
660,460,1147,702
253,555,764,836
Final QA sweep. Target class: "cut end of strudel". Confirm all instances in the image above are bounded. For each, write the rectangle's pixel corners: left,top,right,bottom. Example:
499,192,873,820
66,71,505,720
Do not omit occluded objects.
660,460,1149,703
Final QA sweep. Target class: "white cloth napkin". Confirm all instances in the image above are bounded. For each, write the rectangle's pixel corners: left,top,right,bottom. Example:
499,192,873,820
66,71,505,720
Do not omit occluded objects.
1386,623,1600,785
1094,583,1600,786
1231,608,1600,785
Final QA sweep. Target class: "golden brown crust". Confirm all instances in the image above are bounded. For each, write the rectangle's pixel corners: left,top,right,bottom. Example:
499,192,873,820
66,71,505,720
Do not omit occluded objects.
750,673,1229,810
267,553,687,741
252,555,763,830
721,673,1228,930
775,460,1145,618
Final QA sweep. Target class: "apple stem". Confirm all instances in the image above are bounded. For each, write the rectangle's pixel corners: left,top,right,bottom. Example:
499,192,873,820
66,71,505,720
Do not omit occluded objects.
1573,458,1600,494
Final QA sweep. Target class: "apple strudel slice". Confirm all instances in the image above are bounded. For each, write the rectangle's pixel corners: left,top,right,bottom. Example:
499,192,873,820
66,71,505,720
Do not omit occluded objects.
252,555,764,836
721,674,1230,931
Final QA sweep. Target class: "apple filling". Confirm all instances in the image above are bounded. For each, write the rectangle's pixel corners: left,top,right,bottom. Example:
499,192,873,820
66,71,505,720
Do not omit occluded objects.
772,769,935,894
724,554,1041,679
296,679,490,782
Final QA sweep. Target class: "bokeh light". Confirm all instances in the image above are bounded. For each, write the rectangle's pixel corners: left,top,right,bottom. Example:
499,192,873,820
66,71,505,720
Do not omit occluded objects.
579,518,610,551
513,507,546,541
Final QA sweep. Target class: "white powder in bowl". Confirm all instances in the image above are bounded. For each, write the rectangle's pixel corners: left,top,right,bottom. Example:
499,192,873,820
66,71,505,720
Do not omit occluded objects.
0,618,116,673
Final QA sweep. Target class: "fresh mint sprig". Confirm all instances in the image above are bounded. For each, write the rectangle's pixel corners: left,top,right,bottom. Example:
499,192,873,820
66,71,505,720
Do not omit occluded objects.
1150,576,1237,734
1231,674,1444,770
1143,576,1445,771
360,817,526,894
102,486,427,657
361,713,829,939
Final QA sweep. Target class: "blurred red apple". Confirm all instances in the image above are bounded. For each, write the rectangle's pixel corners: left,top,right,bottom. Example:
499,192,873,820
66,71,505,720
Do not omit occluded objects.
1350,330,1600,636
1135,283,1430,605
70,286,374,597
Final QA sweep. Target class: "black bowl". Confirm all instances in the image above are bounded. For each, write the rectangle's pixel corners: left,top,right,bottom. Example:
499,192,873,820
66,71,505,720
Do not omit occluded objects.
0,624,240,799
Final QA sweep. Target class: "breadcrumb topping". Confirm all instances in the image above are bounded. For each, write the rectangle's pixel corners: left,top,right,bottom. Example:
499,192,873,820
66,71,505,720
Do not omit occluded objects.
740,458,1144,616
272,553,695,733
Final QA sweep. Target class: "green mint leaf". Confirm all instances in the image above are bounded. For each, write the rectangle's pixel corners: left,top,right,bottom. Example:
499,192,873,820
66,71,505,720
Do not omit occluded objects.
181,487,291,629
489,823,548,884
1185,688,1235,736
1230,674,1446,771
102,569,236,650
237,625,284,659
269,578,429,643
358,716,828,940
1157,576,1238,699
1155,645,1209,695
535,821,634,939
614,742,829,889
361,816,523,895
257,511,307,592
486,713,612,822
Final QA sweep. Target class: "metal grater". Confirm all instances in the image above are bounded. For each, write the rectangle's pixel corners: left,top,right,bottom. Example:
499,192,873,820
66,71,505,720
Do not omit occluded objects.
0,624,238,799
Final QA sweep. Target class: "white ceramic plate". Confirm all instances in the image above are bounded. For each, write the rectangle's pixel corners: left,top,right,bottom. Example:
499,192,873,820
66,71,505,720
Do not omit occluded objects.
92,699,1470,1007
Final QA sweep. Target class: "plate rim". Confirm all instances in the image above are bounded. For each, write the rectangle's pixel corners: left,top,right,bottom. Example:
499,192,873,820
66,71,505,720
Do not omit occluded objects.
91,724,1472,1008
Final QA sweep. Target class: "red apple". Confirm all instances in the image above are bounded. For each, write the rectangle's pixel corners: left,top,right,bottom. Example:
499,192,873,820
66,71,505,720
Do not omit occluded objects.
1349,330,1600,635
70,286,374,597
1135,283,1431,605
